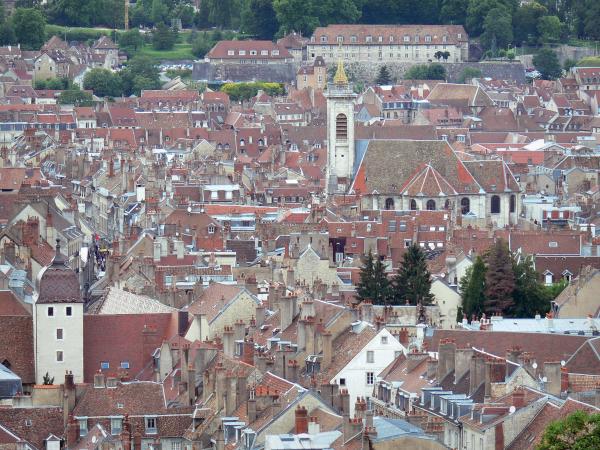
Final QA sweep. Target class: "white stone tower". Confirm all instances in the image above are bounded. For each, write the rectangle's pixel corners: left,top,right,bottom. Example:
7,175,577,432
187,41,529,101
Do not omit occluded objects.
34,240,84,384
325,58,357,195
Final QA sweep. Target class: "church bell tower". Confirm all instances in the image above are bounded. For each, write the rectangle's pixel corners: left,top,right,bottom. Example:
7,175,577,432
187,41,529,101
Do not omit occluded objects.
325,57,357,195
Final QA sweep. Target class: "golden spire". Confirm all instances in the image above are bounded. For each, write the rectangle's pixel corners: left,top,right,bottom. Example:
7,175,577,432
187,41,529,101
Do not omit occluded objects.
333,42,348,85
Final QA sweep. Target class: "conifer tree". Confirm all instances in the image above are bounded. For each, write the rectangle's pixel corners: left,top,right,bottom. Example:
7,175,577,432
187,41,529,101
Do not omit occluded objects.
375,65,392,85
484,239,515,314
391,244,433,305
356,250,375,302
356,250,390,305
459,255,486,319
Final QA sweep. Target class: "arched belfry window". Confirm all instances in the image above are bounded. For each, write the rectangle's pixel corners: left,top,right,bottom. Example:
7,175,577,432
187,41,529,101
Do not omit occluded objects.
385,198,394,210
510,195,516,213
491,195,501,214
461,197,470,214
410,199,417,210
336,113,348,139
426,199,436,210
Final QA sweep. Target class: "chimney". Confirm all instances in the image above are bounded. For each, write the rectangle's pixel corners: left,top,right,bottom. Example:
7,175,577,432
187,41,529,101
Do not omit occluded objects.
215,425,225,450
343,417,363,443
301,298,314,319
234,320,246,342
153,241,161,262
178,310,188,337
187,364,196,406
561,367,569,393
248,386,257,422
63,371,76,425
93,371,105,388
308,417,320,435
280,293,296,331
321,330,333,369
175,240,185,260
469,354,486,395
543,362,562,396
398,328,409,347
295,406,309,434
109,159,114,177
66,415,79,449
222,326,235,357
215,363,227,412
242,338,255,366
226,373,237,416
484,357,506,400
365,409,373,428
340,388,351,416
354,397,366,420
255,302,266,328
122,427,131,450
436,339,456,382
305,317,315,355
287,359,299,383
133,432,142,450
286,268,295,287
426,357,438,380
454,346,474,384
512,388,526,408
360,300,373,324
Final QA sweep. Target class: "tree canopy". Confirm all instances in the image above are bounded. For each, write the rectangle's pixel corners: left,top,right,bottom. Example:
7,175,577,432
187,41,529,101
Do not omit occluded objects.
356,250,391,305
538,410,600,450
390,244,433,306
404,63,446,80
375,66,392,85
12,7,46,50
533,48,562,80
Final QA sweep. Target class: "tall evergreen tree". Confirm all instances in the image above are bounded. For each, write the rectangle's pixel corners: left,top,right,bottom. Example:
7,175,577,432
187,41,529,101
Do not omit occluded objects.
459,255,486,320
375,65,392,85
484,239,515,314
391,244,433,305
511,255,551,317
356,250,390,304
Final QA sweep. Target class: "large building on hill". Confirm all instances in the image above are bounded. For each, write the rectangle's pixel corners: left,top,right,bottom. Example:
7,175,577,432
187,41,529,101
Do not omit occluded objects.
308,24,469,64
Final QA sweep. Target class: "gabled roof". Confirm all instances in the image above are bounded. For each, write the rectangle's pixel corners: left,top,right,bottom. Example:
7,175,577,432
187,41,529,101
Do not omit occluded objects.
400,163,458,197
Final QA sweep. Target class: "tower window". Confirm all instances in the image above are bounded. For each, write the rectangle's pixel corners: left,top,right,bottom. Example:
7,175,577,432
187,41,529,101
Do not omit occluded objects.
47,307,54,317
510,194,516,213
336,114,348,139
410,199,417,210
56,351,63,362
56,329,63,340
426,200,436,210
461,197,470,214
66,306,72,316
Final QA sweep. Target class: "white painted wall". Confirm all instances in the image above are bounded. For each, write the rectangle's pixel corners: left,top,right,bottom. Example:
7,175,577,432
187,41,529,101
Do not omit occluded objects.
329,328,405,416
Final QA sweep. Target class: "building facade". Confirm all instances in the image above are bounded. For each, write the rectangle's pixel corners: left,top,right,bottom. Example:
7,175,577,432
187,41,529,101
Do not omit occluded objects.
308,24,469,64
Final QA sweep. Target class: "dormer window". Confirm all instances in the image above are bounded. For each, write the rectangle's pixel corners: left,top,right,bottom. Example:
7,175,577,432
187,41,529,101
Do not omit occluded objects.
389,36,394,42
337,35,343,43
261,50,268,56
458,33,462,39
271,50,279,56
350,35,357,43
145,417,157,434
227,50,234,56
442,35,447,43
366,35,372,43
403,35,410,42
239,50,246,56
320,36,328,43
208,224,215,234
425,35,431,42
414,35,419,43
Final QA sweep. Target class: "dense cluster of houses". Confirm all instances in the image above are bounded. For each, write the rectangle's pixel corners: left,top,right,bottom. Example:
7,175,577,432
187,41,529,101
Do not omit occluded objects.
0,28,600,450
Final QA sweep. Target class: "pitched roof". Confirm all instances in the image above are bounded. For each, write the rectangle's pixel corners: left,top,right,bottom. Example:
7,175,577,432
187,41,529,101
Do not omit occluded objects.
462,160,520,193
0,315,34,384
187,283,256,323
0,407,63,450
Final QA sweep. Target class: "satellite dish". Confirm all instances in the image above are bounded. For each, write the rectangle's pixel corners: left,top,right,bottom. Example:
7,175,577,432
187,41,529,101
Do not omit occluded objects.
560,360,566,367
542,376,548,383
92,436,97,444
187,206,192,213
532,362,538,369
509,406,516,414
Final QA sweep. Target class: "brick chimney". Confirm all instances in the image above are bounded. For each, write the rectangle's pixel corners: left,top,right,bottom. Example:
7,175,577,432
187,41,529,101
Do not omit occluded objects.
295,405,309,434
63,371,76,426
187,364,196,406
23,217,39,246
398,327,409,347
242,338,255,366
234,320,246,341
121,427,131,450
109,159,114,177
340,388,350,416
66,415,79,449
561,366,569,393
485,357,506,400
133,432,142,450
343,417,363,443
215,362,227,412
287,359,299,383
247,386,257,422
226,372,237,416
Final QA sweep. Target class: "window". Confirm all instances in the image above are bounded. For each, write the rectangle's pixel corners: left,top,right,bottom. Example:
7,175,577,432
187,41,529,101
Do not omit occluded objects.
461,197,470,214
47,306,54,317
337,35,343,43
261,50,268,56
366,372,374,385
238,50,246,56
336,114,348,139
120,361,130,369
350,35,357,43
227,50,234,56
381,336,388,344
425,35,431,42
491,195,501,214
56,351,63,362
56,329,63,340
78,418,88,436
146,417,157,434
367,351,374,363
426,199,436,210
320,36,327,43
403,35,410,42
208,224,215,234
510,194,516,213
385,198,395,210
111,417,122,435
410,199,417,210
66,306,72,316
171,443,182,450
404,239,412,248
339,378,346,385
271,50,279,56
101,361,110,370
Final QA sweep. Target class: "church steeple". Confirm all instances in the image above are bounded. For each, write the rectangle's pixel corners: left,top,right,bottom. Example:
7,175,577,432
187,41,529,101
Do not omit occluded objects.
333,58,348,86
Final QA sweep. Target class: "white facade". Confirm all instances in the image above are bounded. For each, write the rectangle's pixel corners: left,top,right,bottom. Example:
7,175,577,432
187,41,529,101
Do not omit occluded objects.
34,301,84,384
329,328,405,416
325,83,357,194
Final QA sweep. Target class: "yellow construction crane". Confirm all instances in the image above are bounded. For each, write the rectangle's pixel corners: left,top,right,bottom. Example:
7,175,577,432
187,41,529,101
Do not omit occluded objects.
124,0,129,30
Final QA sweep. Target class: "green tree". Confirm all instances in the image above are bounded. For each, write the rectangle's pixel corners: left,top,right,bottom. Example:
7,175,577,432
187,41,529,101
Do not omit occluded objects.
533,48,562,80
375,65,392,85
83,68,122,97
537,15,562,43
0,0,5,24
191,32,215,58
563,58,577,72
459,255,487,320
241,0,279,39
120,55,161,95
0,21,15,45
440,0,469,25
484,239,515,315
356,251,391,305
481,7,513,53
273,0,361,36
150,0,169,25
59,88,94,106
458,66,482,82
391,244,433,306
512,2,547,45
538,410,600,450
152,22,177,50
11,7,46,50
119,29,144,55
356,250,375,302
511,255,551,317
404,63,446,80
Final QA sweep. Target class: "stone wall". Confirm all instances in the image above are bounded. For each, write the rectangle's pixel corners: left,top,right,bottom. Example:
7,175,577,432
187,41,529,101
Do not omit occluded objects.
337,61,526,84
193,62,297,83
